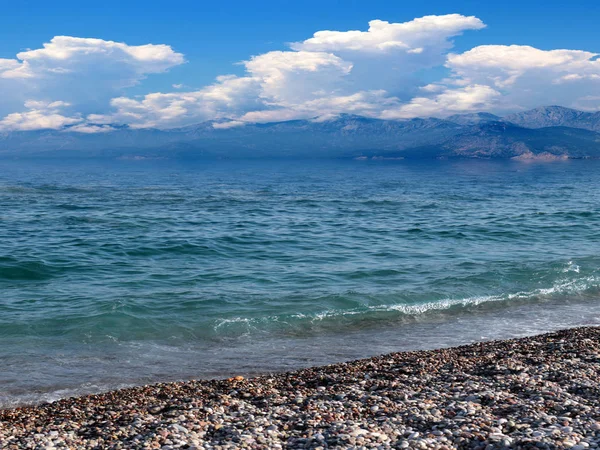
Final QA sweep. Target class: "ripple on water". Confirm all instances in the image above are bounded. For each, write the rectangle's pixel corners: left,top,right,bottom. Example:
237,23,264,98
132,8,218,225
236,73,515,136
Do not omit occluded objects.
1,159,600,406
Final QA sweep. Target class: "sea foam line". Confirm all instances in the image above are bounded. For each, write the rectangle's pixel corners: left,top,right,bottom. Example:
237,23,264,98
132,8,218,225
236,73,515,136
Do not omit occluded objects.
213,275,600,332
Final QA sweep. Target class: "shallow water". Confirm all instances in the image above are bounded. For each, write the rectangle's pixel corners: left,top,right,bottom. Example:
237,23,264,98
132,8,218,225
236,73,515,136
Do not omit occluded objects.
1,158,600,407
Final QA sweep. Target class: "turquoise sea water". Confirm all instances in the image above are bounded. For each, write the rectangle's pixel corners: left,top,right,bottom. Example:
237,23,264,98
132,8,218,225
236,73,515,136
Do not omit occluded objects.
2,158,600,407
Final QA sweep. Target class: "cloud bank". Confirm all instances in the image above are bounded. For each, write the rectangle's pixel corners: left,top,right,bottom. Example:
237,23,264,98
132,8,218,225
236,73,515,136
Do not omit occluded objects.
1,15,599,132
0,36,184,127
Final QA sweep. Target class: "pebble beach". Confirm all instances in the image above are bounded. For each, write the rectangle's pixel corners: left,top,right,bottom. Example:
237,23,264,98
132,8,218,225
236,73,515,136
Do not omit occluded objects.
1,327,599,449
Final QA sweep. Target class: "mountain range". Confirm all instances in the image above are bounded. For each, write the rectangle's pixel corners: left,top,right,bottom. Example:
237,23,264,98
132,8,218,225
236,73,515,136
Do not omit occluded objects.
2,106,600,160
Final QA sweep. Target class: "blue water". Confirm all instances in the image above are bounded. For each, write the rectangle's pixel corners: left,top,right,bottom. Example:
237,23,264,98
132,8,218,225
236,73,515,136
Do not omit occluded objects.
2,158,600,407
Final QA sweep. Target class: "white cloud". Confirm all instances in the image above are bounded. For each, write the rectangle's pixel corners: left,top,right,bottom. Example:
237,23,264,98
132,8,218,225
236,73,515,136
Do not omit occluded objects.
67,124,115,133
92,51,356,128
0,59,24,78
0,36,185,117
290,14,486,98
92,14,487,128
8,36,184,79
444,45,600,112
245,50,353,105
90,75,263,128
293,15,484,53
2,15,600,133
381,85,500,119
448,45,598,75
212,120,246,129
239,90,397,123
0,100,82,131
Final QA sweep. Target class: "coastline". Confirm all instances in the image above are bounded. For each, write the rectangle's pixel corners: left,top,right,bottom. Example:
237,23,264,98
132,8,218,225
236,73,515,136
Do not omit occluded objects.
2,327,599,449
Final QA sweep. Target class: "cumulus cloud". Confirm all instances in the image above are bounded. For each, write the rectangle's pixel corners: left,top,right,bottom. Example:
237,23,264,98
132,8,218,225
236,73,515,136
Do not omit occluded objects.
212,120,246,129
92,14,486,128
89,75,263,128
239,90,398,123
381,85,500,119
0,59,23,78
0,100,82,131
444,45,600,112
0,36,184,117
290,14,485,99
245,50,353,104
2,15,600,132
67,124,115,133
2,36,183,79
293,14,484,55
92,50,357,128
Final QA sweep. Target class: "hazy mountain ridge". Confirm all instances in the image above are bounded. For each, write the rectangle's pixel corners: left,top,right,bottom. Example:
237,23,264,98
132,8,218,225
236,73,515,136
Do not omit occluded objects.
445,112,501,126
2,106,600,160
438,122,600,159
504,106,600,132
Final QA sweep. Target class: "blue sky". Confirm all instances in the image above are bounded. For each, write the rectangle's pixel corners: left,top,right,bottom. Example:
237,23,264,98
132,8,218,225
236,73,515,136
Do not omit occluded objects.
3,0,598,90
1,0,599,131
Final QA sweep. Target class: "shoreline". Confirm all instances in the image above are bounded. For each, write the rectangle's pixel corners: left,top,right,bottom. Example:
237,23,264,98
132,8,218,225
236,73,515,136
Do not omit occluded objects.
2,327,599,449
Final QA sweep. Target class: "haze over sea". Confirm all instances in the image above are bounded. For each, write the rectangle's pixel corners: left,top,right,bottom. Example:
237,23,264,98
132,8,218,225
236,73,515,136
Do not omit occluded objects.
2,158,600,407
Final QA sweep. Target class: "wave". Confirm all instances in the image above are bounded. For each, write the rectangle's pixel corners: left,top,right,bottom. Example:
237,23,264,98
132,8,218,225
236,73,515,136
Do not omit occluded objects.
0,184,96,195
0,256,64,281
123,241,228,258
212,275,600,338
0,382,135,410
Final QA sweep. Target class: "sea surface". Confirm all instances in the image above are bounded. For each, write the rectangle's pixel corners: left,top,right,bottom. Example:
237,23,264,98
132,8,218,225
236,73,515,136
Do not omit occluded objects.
2,158,600,407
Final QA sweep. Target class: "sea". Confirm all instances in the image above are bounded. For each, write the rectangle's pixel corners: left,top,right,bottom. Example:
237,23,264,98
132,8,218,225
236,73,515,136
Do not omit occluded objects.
2,158,600,408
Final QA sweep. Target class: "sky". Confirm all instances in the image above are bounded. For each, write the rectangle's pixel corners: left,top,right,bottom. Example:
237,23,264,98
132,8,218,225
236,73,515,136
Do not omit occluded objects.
0,0,599,132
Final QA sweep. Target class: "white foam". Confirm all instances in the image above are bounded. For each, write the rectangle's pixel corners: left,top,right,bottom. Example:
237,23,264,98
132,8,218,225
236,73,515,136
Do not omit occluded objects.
212,274,600,332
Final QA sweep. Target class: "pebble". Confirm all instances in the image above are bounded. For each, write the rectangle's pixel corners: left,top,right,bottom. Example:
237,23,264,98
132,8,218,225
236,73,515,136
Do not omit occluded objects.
1,327,599,450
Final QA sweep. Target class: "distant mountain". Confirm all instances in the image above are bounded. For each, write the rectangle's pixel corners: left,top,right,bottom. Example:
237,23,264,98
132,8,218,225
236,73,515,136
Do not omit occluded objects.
1,106,600,160
504,106,600,132
437,122,600,159
0,114,464,159
445,112,501,126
